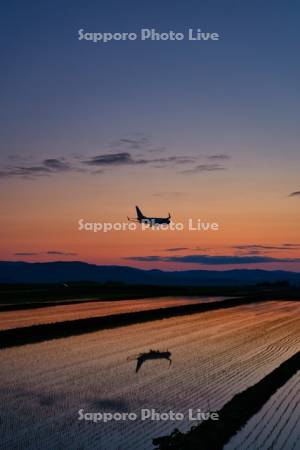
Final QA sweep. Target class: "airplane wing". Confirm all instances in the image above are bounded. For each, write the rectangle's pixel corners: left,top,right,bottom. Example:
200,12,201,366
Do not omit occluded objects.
135,358,144,373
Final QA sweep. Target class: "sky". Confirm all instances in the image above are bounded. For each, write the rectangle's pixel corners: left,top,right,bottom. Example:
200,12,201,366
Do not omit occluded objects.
1,0,300,271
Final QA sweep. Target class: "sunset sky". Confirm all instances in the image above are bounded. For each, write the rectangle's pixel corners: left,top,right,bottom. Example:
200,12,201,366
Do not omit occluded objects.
1,1,300,271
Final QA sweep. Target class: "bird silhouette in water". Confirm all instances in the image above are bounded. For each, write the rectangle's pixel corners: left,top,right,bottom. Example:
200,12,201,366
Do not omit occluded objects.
127,350,172,373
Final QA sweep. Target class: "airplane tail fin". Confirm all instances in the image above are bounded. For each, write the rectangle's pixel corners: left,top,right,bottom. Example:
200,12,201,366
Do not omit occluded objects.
136,206,145,220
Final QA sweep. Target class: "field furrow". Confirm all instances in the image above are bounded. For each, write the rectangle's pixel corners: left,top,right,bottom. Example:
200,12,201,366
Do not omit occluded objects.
0,300,299,450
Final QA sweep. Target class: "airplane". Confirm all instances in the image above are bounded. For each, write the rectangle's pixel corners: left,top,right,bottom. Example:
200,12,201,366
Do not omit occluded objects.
127,350,172,373
128,206,171,226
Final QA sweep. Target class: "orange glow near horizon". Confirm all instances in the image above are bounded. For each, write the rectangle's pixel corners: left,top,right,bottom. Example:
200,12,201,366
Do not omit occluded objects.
1,166,300,271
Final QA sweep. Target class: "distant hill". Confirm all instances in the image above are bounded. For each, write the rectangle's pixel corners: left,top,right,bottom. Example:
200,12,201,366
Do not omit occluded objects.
1,261,300,286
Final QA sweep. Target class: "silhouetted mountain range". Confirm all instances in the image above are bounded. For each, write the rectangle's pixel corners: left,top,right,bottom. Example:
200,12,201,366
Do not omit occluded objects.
1,261,300,286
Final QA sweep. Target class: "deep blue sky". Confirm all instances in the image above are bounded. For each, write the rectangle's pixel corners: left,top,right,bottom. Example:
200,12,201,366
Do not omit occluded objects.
1,0,299,160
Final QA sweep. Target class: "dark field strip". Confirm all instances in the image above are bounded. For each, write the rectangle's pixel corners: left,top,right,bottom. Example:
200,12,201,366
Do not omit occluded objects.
0,292,234,312
0,296,266,349
0,291,194,312
0,292,190,312
0,297,229,330
0,284,251,310
153,351,300,450
1,285,299,312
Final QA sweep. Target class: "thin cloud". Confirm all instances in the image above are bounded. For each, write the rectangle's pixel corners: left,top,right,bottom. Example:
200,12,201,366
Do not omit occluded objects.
14,252,39,256
46,251,77,256
126,256,162,262
165,247,189,252
111,135,150,150
166,255,300,264
289,191,300,197
83,153,196,167
207,154,230,161
125,254,300,265
0,157,73,179
0,151,197,178
234,244,289,250
181,163,226,174
147,146,167,154
153,156,196,164
165,246,209,252
43,158,71,171
282,243,300,248
1,143,231,179
13,250,77,257
119,137,150,149
233,244,300,252
83,152,148,166
110,134,166,153
0,166,52,178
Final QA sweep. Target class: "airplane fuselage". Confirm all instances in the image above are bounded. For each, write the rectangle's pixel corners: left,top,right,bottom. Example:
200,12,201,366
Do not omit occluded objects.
140,217,171,225
128,206,171,226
